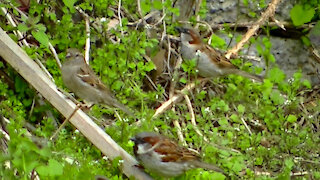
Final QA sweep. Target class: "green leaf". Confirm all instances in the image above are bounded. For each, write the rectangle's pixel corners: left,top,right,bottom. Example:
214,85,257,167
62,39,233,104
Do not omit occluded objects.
37,159,63,176
31,30,49,47
270,90,285,105
268,67,285,83
302,80,311,89
17,24,30,32
48,159,63,176
290,4,315,26
141,0,151,15
210,172,226,180
35,24,47,32
218,118,228,126
287,114,297,123
210,34,226,48
232,160,244,172
111,80,124,90
145,61,155,72
180,77,187,84
63,0,77,10
230,114,239,122
153,0,163,10
237,104,245,114
301,36,311,46
197,90,207,100
255,157,263,165
14,76,27,93
284,158,294,170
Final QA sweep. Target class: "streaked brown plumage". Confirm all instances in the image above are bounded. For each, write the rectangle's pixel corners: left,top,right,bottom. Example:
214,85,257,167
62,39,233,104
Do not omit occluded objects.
176,27,263,81
61,48,133,115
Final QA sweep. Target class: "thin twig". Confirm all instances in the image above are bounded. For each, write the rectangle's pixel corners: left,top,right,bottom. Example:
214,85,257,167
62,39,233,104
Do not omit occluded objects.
209,21,315,30
1,6,55,82
0,7,28,47
114,110,123,122
173,119,186,146
153,13,166,26
184,94,208,142
241,117,252,135
50,104,81,141
165,9,183,143
194,0,202,29
37,93,58,128
0,127,10,141
28,96,36,121
169,55,183,98
75,7,91,64
84,17,91,64
145,74,159,91
152,78,208,118
48,43,62,68
232,104,252,135
127,11,160,26
118,0,124,36
225,0,282,59
136,0,143,19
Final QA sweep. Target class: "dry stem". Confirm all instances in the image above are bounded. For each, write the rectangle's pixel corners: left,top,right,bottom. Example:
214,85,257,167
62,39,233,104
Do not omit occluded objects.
225,0,282,59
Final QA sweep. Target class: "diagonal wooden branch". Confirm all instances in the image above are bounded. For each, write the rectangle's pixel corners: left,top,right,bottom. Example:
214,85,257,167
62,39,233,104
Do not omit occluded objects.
225,0,282,59
0,28,152,180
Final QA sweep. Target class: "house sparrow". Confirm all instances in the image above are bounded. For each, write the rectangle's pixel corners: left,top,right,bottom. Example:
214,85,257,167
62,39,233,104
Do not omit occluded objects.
61,48,133,115
176,27,263,81
131,132,224,177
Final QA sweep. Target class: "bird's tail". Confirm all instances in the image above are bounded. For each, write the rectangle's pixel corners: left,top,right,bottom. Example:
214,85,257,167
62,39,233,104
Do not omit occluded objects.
232,70,264,82
190,160,225,174
113,101,134,117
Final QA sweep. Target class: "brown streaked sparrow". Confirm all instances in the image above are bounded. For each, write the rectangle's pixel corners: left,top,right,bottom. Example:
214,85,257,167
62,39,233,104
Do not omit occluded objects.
61,48,133,115
176,27,263,81
131,132,224,177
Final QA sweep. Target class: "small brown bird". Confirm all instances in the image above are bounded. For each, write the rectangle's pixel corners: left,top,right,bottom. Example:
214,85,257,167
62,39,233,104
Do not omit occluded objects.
61,48,133,115
131,132,224,177
176,27,263,81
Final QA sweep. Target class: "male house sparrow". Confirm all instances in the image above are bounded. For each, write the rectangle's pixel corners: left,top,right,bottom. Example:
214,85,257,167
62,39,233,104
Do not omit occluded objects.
61,48,133,115
176,27,263,81
131,132,224,177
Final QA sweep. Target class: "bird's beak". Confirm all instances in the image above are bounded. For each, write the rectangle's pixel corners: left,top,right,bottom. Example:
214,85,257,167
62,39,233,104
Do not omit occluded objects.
130,137,136,143
66,52,71,58
175,27,188,33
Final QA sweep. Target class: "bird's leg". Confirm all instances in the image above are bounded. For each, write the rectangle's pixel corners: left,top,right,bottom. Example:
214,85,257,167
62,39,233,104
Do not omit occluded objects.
50,101,95,141
57,88,80,105
57,88,96,110
50,104,82,141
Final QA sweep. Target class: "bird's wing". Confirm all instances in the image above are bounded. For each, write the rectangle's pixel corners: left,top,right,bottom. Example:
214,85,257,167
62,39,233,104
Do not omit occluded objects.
154,137,200,163
77,62,112,93
200,44,236,69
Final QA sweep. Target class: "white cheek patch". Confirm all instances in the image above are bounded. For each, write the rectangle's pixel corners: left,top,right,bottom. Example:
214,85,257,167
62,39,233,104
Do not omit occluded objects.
137,142,161,155
195,50,201,56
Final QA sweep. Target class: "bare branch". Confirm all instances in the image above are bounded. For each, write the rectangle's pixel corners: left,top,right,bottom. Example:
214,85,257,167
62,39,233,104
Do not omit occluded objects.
225,0,282,59
152,79,208,118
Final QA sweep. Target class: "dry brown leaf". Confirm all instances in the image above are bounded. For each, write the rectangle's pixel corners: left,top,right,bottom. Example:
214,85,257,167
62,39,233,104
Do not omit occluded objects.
151,48,166,79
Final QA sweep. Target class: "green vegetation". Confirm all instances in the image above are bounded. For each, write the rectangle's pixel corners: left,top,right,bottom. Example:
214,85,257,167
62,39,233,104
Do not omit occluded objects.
0,0,319,179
